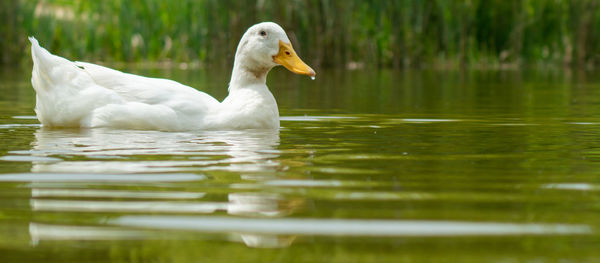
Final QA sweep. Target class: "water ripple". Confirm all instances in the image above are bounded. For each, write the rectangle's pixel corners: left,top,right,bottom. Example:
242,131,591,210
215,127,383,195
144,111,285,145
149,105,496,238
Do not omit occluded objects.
0,173,205,182
114,216,592,236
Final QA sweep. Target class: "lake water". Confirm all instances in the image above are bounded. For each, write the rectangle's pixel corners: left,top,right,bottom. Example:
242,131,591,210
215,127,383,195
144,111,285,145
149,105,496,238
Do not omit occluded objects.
1,66,600,262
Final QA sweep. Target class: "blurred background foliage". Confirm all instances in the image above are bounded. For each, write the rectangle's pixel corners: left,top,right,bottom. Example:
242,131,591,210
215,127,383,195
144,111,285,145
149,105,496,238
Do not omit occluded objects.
2,0,600,69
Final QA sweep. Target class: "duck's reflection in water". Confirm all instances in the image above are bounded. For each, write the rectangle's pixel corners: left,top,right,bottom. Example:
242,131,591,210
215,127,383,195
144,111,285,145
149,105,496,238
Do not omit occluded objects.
227,192,305,248
26,128,304,248
28,128,280,173
28,191,305,248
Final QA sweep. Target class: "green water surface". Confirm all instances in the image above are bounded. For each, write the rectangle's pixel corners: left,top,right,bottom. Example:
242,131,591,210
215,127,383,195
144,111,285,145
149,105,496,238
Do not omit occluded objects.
1,67,600,262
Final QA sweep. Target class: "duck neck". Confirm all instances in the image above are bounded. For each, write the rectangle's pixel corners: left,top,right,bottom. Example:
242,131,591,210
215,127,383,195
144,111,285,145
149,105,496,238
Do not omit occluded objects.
228,56,271,91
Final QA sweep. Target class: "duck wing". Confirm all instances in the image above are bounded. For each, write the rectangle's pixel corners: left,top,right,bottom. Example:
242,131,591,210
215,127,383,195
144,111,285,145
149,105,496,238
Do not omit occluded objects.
30,37,220,131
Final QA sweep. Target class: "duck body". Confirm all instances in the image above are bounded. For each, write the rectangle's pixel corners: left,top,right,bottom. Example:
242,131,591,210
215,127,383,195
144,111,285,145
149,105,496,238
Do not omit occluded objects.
29,22,314,131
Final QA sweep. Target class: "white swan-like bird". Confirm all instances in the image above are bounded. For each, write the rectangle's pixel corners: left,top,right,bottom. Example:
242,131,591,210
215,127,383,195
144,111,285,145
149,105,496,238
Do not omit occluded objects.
29,22,315,131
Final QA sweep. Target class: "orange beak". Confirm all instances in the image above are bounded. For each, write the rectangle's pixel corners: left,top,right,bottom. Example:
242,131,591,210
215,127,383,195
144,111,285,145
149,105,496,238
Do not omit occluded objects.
273,40,316,77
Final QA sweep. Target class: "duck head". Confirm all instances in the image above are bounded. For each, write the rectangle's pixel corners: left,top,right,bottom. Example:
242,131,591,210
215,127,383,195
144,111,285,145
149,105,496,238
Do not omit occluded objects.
233,22,315,80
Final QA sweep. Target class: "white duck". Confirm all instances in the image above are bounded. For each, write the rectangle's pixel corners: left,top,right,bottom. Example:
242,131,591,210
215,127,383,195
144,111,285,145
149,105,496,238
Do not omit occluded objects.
29,22,315,131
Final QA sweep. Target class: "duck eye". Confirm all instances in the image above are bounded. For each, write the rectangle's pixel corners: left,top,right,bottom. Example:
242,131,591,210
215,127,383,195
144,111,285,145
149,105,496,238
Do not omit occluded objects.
259,30,267,36
285,51,291,56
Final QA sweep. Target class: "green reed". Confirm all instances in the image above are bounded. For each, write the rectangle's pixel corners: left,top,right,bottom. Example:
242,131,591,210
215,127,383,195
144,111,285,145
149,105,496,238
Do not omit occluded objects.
3,0,600,69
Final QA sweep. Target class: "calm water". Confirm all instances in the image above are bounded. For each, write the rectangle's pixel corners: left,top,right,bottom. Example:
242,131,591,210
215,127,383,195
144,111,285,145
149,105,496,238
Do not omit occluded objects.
2,66,600,262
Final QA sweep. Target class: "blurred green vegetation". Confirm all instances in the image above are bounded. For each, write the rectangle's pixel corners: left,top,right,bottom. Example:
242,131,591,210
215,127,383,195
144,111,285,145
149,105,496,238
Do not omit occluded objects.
2,0,600,69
